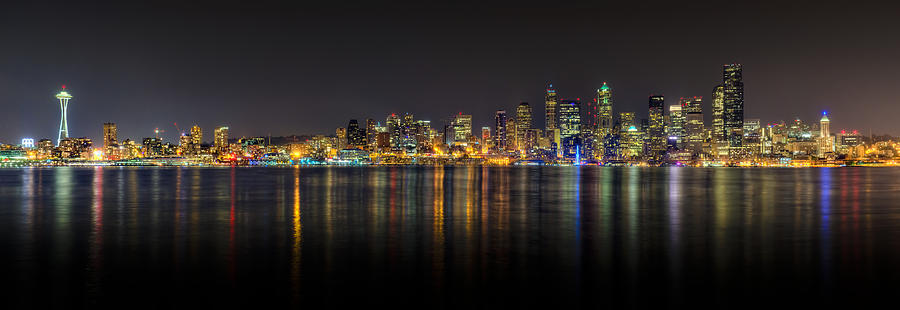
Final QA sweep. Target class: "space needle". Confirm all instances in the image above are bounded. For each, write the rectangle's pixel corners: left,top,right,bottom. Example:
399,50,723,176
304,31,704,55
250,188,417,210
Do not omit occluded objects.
56,85,72,146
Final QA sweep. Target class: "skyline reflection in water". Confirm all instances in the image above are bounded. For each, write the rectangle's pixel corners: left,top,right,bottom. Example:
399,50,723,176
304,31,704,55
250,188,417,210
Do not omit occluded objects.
2,167,900,308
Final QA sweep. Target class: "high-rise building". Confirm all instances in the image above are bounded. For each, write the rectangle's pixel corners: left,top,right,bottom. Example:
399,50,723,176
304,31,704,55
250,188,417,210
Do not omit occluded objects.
55,86,72,146
743,119,762,156
347,119,367,149
819,112,834,156
103,122,118,160
365,119,376,149
668,104,684,147
335,127,347,150
481,126,491,153
494,110,508,152
386,114,401,151
214,126,229,153
506,118,518,152
712,85,725,143
143,137,163,157
596,82,613,136
559,99,581,160
190,125,202,155
545,83,559,131
452,113,472,143
648,95,666,162
682,97,704,157
723,64,744,148
516,102,532,151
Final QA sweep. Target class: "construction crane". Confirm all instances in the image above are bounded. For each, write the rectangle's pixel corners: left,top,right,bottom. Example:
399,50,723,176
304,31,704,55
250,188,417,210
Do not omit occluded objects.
154,127,165,139
173,122,183,135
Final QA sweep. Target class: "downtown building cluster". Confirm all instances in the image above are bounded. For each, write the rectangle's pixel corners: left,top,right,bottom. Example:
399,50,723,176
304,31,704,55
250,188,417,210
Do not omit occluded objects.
0,63,895,167
309,63,883,166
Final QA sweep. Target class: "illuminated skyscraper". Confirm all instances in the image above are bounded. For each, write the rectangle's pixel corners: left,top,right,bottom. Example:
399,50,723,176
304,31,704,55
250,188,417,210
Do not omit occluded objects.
347,119,367,149
103,122,118,159
55,86,72,146
819,112,834,156
453,113,472,143
190,125,202,155
712,85,725,143
494,110,508,152
545,83,558,131
190,125,202,144
516,102,532,151
386,114,401,151
559,99,581,159
723,64,744,148
596,82,613,136
668,104,684,146
365,118,376,149
682,97,704,157
481,126,491,152
648,95,666,162
214,126,229,153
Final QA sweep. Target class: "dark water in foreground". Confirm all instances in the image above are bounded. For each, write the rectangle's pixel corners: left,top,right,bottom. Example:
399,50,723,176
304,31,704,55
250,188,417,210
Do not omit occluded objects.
2,167,900,309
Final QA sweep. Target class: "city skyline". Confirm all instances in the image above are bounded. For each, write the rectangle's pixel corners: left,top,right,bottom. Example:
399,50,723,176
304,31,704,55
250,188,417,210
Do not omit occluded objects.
0,73,864,147
2,2,899,143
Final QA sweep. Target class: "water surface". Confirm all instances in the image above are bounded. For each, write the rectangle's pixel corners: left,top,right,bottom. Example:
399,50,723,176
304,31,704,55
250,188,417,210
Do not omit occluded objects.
2,167,900,308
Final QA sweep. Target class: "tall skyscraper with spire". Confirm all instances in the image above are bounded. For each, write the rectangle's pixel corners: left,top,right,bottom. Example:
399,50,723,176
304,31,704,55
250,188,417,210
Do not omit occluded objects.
597,82,613,137
544,83,558,131
55,85,72,146
723,64,744,148
819,112,833,156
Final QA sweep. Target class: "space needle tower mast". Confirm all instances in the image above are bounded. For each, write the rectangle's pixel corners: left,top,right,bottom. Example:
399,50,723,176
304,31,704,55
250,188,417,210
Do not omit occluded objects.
56,85,72,146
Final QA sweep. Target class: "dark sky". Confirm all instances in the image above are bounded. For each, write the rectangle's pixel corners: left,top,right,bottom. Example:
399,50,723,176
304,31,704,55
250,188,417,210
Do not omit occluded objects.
1,0,898,144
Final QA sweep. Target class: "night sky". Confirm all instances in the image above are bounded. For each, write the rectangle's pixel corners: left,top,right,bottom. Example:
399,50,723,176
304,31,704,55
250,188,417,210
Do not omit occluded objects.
1,1,898,144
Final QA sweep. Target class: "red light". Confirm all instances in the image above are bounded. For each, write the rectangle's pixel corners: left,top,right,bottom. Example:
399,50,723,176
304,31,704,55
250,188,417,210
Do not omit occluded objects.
61,84,66,89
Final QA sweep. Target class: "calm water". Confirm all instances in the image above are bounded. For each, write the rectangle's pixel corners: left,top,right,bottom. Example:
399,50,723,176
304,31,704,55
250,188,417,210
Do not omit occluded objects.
2,167,900,308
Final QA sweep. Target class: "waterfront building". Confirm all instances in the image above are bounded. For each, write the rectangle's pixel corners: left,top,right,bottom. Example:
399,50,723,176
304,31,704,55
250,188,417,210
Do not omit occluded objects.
179,134,194,156
723,64,744,149
453,114,472,144
481,126,491,153
347,119,367,149
516,102,532,152
648,95,666,162
335,127,347,150
494,110,508,152
682,97,704,158
214,126,229,154
507,118,519,152
21,138,34,148
103,122,118,160
545,83,558,132
386,114,401,151
121,139,138,159
743,119,762,157
819,112,834,157
142,137,163,157
365,119,376,150
189,125,202,156
559,99,581,160
668,104,684,147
